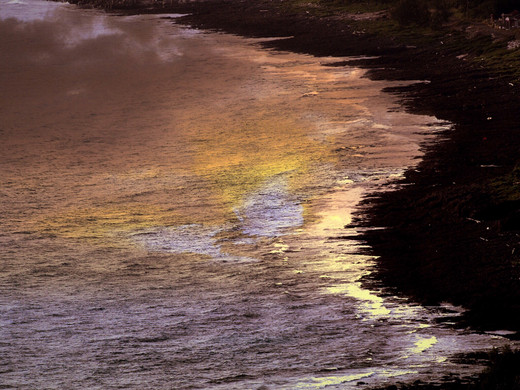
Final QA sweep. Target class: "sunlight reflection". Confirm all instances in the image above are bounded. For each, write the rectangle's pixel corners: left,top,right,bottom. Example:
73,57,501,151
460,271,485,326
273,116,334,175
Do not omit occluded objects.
291,372,374,389
189,117,331,213
36,204,189,241
312,253,364,275
236,175,304,237
325,282,391,317
306,187,365,236
411,336,438,354
270,241,290,254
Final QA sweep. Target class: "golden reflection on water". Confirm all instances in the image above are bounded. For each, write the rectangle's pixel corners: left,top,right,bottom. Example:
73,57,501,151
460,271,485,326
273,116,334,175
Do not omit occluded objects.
2,4,450,250
20,33,352,242
37,204,189,240
411,336,439,354
292,372,374,389
306,186,365,235
190,116,332,212
325,282,391,317
32,111,332,242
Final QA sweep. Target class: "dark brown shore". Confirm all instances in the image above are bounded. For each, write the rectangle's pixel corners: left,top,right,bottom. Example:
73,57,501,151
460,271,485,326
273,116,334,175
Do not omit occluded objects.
70,0,520,387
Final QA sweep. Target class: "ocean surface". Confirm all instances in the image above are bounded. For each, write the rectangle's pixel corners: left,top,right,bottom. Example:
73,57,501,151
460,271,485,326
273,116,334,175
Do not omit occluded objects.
0,1,516,388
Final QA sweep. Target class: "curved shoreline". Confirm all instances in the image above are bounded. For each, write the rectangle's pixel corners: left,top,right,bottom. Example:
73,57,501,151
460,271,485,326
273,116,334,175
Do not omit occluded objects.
111,0,520,334
63,0,520,387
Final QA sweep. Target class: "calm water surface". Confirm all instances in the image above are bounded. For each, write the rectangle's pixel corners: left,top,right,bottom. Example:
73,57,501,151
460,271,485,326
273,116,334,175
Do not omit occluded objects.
0,1,515,388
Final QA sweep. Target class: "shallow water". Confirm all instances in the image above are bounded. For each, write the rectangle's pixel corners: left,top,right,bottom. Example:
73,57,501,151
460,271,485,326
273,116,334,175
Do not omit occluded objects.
0,1,515,389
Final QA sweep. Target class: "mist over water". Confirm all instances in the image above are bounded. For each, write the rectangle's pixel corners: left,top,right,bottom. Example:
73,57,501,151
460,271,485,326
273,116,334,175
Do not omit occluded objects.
1,1,516,389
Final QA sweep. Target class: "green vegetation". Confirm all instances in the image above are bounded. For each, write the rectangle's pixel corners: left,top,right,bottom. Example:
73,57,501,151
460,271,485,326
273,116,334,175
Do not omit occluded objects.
291,0,519,25
285,0,520,83
490,164,520,203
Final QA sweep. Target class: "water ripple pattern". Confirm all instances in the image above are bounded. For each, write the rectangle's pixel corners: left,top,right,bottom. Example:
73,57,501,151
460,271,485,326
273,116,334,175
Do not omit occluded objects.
0,1,516,389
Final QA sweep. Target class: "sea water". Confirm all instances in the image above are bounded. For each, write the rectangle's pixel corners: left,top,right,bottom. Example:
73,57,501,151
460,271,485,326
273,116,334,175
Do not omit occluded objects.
0,1,515,388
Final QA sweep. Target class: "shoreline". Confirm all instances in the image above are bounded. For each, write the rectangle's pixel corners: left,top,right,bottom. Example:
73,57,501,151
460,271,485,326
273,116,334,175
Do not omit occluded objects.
63,0,520,387
115,0,520,334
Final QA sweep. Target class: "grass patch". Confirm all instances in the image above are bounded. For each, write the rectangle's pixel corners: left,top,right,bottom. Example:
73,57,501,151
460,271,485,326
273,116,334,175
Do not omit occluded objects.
287,0,520,82
490,164,520,203
479,46,520,80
